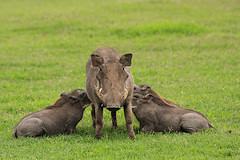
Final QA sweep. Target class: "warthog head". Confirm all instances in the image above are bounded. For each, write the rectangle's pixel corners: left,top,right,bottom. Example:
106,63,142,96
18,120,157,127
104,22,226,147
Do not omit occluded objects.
132,84,153,108
60,89,91,108
91,53,132,111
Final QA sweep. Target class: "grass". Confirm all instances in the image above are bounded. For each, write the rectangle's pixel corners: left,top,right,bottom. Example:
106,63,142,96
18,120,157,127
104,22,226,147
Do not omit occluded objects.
111,22,208,38
0,0,240,159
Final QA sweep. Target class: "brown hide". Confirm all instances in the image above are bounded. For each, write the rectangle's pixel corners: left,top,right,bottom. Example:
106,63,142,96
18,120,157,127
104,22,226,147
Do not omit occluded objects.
14,89,91,138
132,84,212,133
86,47,136,139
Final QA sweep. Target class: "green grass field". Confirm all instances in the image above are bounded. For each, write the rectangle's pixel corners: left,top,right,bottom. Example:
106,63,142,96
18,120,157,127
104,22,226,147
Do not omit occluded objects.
0,0,239,159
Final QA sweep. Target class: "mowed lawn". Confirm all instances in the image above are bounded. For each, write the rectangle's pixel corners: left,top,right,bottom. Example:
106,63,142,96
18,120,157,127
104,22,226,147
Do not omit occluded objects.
0,0,240,159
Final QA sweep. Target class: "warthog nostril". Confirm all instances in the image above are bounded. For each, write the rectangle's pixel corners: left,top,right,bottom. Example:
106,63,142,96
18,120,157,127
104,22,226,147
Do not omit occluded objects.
106,105,121,112
107,108,121,112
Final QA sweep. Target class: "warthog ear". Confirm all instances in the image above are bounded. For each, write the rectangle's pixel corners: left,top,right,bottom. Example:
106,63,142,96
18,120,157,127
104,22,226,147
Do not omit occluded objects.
119,53,132,66
141,85,151,91
68,96,78,104
133,84,139,90
91,54,104,67
60,92,68,97
79,92,86,97
79,92,88,100
143,94,154,103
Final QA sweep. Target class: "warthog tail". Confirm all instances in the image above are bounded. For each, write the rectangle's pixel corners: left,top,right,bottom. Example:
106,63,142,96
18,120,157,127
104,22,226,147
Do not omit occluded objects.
209,123,232,133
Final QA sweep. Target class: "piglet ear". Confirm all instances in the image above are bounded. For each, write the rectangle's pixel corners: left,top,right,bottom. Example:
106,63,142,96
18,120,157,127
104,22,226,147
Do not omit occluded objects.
141,85,151,91
79,92,87,98
133,84,138,90
68,96,78,104
60,92,67,97
119,53,132,66
144,94,154,101
91,54,104,67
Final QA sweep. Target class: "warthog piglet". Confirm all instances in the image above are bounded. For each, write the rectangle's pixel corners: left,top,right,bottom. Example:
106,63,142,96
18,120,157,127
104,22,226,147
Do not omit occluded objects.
132,84,218,133
14,89,91,138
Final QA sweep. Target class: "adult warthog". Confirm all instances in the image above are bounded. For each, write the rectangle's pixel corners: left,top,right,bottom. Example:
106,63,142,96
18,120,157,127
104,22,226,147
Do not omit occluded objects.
14,89,91,138
132,84,231,133
86,47,136,139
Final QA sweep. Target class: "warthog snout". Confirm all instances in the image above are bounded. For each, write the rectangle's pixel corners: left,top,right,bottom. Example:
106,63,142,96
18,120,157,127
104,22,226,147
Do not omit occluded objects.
106,104,121,112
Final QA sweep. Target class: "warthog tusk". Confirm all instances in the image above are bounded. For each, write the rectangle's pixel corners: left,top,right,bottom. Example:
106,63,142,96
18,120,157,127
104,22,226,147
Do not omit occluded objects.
95,87,103,99
123,88,128,100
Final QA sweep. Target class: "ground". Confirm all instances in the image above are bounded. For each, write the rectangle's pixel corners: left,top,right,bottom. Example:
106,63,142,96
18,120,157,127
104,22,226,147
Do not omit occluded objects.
0,0,239,159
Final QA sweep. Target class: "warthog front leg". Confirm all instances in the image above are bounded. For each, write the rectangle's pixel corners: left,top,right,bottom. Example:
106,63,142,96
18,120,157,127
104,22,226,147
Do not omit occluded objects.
124,103,136,139
91,104,96,128
95,104,103,139
111,111,118,128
